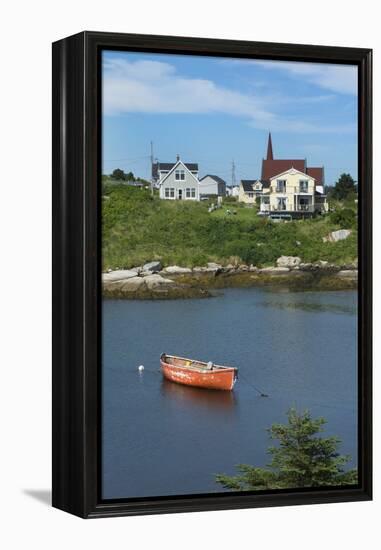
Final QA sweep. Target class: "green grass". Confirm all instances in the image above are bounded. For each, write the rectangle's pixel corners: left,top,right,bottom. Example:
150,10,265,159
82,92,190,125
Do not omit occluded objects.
102,183,358,270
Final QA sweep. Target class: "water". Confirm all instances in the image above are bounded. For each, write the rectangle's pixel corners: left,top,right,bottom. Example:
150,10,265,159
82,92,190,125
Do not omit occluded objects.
102,288,358,499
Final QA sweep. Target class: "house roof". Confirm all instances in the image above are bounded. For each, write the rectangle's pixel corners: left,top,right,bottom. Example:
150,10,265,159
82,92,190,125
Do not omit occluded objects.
306,167,324,185
241,180,256,192
158,160,200,186
199,174,226,185
152,162,198,180
240,179,269,192
261,159,306,181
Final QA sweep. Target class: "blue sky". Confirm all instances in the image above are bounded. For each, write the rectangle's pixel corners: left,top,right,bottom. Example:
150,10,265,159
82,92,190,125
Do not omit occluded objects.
102,51,358,185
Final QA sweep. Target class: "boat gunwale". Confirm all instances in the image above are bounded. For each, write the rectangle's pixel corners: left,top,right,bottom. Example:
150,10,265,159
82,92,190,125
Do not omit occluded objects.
161,353,237,375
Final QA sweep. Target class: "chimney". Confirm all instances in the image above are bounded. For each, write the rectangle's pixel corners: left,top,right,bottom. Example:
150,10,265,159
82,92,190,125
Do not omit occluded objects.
266,132,274,160
176,154,180,161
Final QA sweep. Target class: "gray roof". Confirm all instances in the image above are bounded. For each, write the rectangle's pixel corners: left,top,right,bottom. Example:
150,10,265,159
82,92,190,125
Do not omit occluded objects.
241,179,269,192
200,174,226,186
152,162,198,180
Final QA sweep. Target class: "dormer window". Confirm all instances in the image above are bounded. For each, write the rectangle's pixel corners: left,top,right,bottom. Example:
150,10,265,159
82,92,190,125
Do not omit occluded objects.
276,179,286,192
175,169,185,181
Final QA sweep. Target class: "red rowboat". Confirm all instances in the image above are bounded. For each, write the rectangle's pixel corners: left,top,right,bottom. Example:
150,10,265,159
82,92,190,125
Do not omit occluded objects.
160,353,238,391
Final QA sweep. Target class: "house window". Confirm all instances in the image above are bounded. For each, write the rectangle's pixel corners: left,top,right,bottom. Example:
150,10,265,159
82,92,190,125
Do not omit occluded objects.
175,169,185,181
299,180,309,192
165,187,175,198
164,188,170,198
186,188,191,198
170,188,175,198
247,192,254,198
191,188,196,198
276,179,286,192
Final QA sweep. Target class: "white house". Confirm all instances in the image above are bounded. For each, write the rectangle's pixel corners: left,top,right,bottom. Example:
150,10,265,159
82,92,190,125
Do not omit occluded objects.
158,158,200,200
153,157,199,184
238,179,269,204
198,175,226,199
259,167,328,216
226,185,240,198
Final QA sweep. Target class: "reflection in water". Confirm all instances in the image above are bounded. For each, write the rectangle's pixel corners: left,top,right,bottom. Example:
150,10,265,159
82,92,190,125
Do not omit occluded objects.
161,378,237,413
260,300,356,315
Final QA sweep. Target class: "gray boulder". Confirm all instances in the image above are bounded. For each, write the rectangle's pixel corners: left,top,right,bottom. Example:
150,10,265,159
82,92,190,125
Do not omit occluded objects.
162,265,192,274
102,269,138,282
276,256,301,268
323,229,352,242
111,277,146,292
143,274,175,289
207,262,223,271
193,264,222,273
315,260,329,268
143,261,162,273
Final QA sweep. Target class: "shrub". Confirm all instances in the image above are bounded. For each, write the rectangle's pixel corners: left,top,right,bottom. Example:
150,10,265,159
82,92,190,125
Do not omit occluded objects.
330,208,357,229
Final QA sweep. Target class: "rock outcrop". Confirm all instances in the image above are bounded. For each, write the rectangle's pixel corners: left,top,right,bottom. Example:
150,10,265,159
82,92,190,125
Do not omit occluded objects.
323,229,352,242
276,256,301,268
102,269,138,282
162,265,192,274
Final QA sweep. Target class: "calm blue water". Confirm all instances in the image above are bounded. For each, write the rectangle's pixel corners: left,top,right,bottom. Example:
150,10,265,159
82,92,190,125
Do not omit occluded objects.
102,288,358,499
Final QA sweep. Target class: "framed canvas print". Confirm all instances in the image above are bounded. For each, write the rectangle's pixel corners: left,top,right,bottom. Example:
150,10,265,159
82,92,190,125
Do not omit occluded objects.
52,31,372,518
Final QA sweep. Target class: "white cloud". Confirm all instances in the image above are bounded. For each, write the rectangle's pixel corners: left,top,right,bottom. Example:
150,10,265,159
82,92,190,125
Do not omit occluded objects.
252,60,358,95
103,58,355,134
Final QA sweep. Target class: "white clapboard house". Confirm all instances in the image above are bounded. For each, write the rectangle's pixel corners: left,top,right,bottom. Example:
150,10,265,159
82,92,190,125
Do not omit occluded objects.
153,156,200,200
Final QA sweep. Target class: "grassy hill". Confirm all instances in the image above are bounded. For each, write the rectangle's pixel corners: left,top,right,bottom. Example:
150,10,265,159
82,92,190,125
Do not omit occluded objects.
102,183,357,271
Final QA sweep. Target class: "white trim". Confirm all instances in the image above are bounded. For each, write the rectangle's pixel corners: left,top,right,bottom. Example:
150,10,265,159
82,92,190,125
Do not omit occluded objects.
270,167,316,181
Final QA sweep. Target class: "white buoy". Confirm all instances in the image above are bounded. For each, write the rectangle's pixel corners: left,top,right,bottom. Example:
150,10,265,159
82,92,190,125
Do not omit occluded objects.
138,365,144,372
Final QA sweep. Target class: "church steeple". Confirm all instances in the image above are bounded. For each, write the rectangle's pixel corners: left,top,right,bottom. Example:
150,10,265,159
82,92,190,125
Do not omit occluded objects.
266,132,274,160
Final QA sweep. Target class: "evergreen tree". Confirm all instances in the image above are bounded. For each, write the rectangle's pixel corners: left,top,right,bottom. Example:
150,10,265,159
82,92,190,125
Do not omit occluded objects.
330,173,357,200
216,408,357,490
110,168,127,181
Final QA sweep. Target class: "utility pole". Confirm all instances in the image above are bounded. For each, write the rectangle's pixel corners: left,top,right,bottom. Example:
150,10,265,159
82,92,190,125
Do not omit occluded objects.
150,141,154,195
231,159,236,187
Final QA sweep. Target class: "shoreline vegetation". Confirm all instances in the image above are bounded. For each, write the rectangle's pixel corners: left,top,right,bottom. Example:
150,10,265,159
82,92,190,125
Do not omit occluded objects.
102,183,358,299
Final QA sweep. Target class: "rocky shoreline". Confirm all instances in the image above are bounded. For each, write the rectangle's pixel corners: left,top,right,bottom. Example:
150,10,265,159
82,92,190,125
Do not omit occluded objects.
102,257,358,299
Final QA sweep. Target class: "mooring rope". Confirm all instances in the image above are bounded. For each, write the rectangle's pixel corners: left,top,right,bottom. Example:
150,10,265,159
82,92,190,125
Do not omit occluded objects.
235,371,269,397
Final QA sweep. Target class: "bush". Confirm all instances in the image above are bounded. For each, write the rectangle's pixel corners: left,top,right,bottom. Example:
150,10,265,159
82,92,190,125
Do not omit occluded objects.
330,208,357,229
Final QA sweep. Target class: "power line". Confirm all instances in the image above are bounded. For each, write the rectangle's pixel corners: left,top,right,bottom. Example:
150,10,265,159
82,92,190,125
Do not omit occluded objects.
103,155,151,163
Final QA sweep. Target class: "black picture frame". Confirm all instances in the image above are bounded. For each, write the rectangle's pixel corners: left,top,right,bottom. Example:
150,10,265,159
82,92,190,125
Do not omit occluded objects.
52,31,372,519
